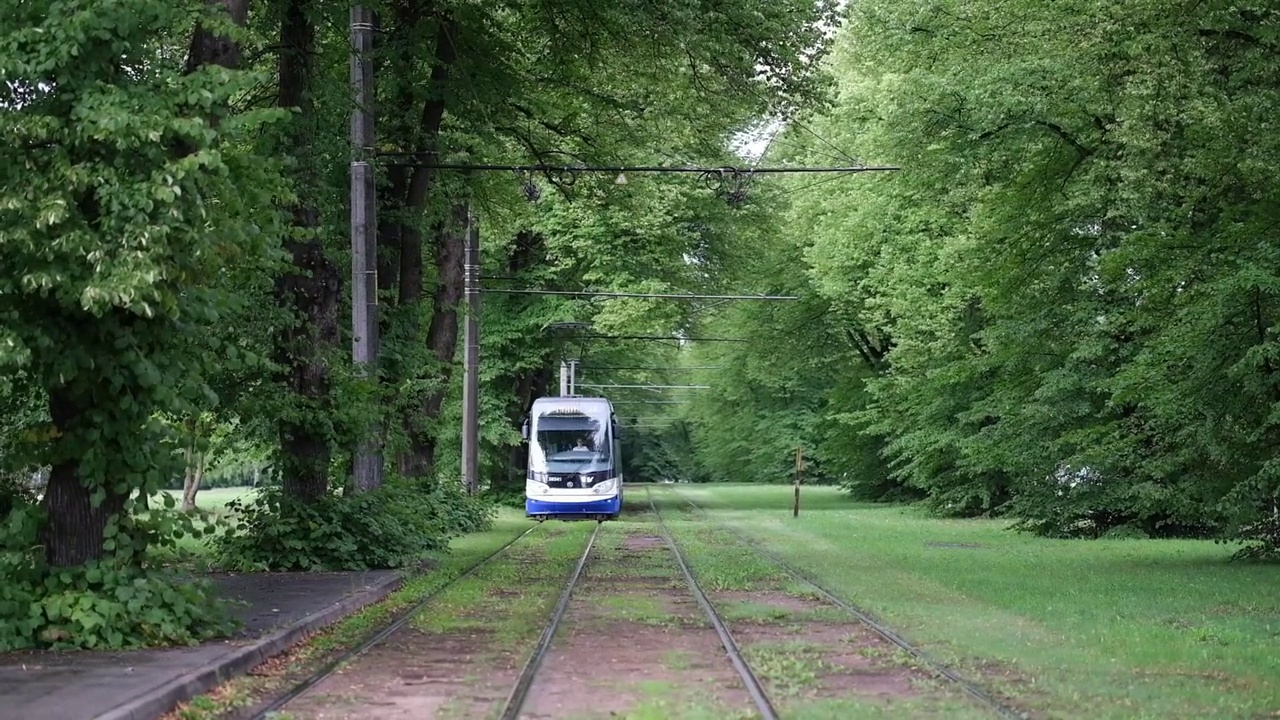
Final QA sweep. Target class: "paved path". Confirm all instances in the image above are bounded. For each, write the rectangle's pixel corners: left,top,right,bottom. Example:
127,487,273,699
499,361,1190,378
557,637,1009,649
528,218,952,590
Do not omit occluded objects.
0,570,402,720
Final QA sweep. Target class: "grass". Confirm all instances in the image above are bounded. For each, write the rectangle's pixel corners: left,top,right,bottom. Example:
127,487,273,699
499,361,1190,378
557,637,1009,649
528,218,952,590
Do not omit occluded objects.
135,486,255,566
409,520,590,653
161,486,255,513
564,696,756,720
745,642,827,696
662,483,1280,720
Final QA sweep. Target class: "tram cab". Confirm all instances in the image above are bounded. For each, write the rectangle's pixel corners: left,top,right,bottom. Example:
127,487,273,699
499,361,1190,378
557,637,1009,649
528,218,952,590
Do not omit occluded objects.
523,396,623,521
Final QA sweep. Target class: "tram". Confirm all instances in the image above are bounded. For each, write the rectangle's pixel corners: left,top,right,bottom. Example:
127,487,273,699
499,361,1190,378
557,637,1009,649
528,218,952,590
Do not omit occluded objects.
522,396,623,521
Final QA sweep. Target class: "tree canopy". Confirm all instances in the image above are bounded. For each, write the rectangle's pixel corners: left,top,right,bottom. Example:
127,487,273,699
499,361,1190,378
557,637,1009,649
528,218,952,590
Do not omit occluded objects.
681,0,1280,555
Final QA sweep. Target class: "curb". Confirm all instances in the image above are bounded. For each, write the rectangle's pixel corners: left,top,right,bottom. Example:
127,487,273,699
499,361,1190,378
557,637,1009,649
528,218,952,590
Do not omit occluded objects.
96,573,404,720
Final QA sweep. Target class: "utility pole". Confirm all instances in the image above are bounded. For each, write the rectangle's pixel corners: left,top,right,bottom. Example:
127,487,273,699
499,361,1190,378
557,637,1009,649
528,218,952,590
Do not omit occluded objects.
461,212,480,495
350,6,382,491
568,359,577,396
559,362,568,396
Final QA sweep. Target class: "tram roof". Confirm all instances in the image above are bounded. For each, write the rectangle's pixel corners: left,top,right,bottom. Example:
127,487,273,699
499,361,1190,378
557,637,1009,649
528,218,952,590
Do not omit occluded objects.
531,396,614,412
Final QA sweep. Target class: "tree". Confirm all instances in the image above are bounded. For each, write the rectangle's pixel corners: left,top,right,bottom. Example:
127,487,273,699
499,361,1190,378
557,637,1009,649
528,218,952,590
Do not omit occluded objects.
0,0,285,567
688,0,1280,555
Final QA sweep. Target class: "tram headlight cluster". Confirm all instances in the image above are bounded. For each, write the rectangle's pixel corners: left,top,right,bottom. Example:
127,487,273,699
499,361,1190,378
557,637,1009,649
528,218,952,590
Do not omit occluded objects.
592,478,617,494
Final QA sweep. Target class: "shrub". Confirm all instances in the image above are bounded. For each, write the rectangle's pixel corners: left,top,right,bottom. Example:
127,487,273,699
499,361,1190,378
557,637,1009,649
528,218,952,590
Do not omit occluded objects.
0,499,235,651
0,470,37,517
485,485,527,509
214,476,494,572
1232,512,1280,561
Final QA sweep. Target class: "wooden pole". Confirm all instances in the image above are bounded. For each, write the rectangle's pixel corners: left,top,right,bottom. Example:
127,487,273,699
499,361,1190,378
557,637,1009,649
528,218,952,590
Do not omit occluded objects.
793,446,802,518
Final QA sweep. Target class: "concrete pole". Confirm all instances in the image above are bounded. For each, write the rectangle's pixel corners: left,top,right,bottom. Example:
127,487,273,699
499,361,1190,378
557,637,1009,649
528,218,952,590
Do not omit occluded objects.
559,361,568,396
568,360,577,396
350,6,382,491
461,212,480,495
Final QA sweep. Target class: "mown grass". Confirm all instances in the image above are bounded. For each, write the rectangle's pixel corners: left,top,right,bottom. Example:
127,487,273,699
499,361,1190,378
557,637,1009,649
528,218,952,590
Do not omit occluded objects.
130,486,255,567
161,486,254,513
663,483,1280,720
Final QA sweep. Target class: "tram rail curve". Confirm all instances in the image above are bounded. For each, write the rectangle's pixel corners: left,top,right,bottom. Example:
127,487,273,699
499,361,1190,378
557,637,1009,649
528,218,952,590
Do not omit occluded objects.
668,487,1028,720
245,523,543,720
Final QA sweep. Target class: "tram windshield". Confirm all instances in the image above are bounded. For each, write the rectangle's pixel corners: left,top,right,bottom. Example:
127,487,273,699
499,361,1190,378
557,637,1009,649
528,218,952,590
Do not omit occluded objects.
530,409,611,474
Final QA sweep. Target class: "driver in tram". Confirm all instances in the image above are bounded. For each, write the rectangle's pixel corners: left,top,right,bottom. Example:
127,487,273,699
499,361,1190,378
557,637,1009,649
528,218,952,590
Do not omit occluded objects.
572,436,591,451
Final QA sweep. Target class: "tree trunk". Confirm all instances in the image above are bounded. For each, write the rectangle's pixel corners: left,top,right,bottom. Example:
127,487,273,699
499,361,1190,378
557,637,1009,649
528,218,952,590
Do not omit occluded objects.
400,203,468,475
272,0,338,503
378,166,406,298
39,389,129,567
275,210,340,504
180,415,202,511
181,451,206,511
493,232,549,491
184,0,249,73
502,367,549,492
393,15,461,478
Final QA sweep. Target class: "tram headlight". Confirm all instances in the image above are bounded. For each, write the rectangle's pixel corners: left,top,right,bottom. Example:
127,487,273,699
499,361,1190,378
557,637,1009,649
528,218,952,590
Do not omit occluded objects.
526,478,549,495
592,477,617,494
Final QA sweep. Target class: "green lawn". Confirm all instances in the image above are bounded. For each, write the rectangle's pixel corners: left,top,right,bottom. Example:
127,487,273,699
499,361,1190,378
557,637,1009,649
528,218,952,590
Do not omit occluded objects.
159,486,255,514
662,483,1280,720
138,486,255,565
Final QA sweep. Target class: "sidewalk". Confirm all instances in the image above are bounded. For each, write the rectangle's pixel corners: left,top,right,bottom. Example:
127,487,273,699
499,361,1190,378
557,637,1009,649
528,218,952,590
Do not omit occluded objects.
0,570,403,720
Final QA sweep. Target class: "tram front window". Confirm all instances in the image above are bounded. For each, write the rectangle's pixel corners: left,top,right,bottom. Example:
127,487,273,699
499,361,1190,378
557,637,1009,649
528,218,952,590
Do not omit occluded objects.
530,412,611,486
537,428,608,462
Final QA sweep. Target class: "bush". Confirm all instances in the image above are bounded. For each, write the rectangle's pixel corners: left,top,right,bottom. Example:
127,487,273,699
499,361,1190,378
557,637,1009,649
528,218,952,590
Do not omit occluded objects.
0,500,235,651
0,470,37,517
485,485,527,509
1233,512,1280,561
214,477,495,572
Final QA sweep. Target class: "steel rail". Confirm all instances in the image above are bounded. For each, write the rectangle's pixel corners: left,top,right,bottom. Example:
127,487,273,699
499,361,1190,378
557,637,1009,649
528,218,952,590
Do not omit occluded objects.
498,522,602,720
247,523,542,720
670,489,1028,720
645,487,780,720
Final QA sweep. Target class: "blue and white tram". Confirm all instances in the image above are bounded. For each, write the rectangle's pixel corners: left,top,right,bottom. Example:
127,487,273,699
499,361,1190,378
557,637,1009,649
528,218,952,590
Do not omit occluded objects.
523,396,623,521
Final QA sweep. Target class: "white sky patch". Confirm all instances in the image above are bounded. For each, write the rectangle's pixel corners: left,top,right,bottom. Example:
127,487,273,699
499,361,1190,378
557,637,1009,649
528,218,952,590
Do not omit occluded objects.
731,117,786,163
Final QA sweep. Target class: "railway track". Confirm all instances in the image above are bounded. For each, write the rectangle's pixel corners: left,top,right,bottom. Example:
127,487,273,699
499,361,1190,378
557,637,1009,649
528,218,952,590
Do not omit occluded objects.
665,486,1028,720
497,521,601,720
646,486,780,720
246,523,544,720
249,485,1013,720
498,491,781,719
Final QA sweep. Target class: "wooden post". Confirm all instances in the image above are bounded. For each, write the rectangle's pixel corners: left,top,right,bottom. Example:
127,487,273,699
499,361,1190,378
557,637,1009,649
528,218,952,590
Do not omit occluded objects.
793,446,803,518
